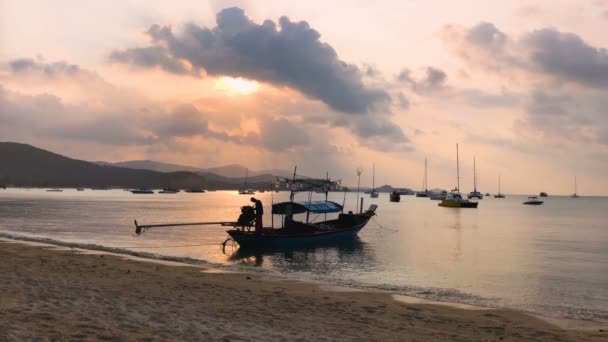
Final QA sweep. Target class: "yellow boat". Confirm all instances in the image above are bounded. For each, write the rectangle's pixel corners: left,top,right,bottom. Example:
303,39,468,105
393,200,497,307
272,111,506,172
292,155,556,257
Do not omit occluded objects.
438,144,478,209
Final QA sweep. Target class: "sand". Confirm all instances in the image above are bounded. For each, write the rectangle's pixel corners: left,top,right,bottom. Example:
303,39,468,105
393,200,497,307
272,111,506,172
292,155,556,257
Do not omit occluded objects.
0,240,605,341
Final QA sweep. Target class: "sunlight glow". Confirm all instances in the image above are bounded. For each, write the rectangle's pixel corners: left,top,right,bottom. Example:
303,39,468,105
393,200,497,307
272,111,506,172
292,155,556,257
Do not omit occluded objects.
218,77,259,95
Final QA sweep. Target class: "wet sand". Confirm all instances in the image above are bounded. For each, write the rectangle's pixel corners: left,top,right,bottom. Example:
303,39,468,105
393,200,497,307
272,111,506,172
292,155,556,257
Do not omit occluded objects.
0,240,605,341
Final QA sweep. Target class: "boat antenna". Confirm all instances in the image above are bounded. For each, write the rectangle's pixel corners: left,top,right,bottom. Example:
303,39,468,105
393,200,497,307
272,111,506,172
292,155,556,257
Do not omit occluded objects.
356,167,363,210
456,144,460,192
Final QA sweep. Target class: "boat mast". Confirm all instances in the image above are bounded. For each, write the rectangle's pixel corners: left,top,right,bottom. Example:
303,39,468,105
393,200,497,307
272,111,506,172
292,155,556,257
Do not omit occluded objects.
372,162,375,191
574,176,577,195
456,144,460,192
473,157,477,192
424,158,428,192
498,174,501,194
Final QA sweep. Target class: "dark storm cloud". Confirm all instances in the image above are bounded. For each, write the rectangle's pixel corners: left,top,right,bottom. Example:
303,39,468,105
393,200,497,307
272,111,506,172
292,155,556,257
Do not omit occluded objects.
109,7,390,114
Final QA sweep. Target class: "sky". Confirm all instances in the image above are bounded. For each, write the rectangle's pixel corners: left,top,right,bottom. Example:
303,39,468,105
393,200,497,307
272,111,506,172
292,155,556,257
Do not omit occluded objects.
1,0,608,194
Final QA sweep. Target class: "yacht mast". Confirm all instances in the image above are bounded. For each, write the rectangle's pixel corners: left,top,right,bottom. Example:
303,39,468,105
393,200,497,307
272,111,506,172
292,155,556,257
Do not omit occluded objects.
473,157,477,192
424,158,428,192
372,162,375,191
456,144,460,191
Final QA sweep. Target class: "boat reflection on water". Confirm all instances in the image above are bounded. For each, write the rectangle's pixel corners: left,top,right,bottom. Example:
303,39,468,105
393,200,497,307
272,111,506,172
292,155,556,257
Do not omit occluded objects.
224,237,373,270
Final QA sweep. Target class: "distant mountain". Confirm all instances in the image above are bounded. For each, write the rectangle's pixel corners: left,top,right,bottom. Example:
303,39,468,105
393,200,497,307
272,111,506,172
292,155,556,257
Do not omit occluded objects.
0,142,273,189
94,160,202,173
95,160,290,179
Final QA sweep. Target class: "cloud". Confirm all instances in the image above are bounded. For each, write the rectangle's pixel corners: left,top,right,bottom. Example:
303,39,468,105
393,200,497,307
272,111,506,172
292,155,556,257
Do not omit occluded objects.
5,57,99,81
397,66,447,94
259,118,310,152
110,7,390,115
522,28,608,88
444,22,608,88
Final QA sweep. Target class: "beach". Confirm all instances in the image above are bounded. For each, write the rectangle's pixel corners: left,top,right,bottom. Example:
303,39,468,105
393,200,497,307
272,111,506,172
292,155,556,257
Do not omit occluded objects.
1,240,605,341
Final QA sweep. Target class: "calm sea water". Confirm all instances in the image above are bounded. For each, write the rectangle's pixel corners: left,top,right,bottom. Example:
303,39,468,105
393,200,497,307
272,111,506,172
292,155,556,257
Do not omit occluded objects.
1,188,607,323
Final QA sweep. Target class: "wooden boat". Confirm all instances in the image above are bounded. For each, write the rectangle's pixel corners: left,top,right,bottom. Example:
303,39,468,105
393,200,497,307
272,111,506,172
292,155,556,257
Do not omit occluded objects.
467,157,483,199
523,196,544,205
389,190,401,202
133,168,377,249
227,201,377,248
438,144,478,208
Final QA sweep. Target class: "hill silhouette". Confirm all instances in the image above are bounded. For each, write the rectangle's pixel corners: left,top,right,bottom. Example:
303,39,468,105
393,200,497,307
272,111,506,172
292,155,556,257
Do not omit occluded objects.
0,142,236,189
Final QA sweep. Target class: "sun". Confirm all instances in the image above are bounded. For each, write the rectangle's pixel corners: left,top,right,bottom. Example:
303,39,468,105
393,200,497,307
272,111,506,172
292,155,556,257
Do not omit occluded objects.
218,77,259,95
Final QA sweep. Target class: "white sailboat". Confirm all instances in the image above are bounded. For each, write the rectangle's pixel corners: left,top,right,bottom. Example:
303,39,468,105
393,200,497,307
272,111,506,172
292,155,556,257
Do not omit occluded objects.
468,157,483,199
494,175,505,198
370,163,379,198
571,176,580,198
238,168,255,195
415,158,429,197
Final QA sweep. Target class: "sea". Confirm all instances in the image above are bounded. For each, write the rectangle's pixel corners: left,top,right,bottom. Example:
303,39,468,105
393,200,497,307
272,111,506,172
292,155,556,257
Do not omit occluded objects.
1,188,607,326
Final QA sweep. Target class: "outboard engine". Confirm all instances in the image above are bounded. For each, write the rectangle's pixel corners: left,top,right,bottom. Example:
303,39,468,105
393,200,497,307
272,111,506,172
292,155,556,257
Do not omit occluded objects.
236,206,256,231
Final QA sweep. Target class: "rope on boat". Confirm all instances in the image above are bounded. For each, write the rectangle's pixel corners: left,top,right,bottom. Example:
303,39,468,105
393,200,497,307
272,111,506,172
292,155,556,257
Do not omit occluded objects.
371,217,399,233
110,243,222,249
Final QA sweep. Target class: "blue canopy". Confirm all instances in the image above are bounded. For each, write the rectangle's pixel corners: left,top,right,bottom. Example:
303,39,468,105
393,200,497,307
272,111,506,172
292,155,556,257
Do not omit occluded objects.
272,201,343,215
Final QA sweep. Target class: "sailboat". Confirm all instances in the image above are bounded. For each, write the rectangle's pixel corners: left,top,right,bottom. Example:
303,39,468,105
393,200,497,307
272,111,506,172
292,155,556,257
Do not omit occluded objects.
494,175,505,198
468,157,483,199
415,158,429,197
370,163,379,198
571,176,580,198
438,144,478,208
238,168,255,195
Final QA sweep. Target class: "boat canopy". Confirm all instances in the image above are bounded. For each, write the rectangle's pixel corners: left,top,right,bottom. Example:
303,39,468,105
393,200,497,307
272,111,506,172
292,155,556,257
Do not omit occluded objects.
272,201,343,215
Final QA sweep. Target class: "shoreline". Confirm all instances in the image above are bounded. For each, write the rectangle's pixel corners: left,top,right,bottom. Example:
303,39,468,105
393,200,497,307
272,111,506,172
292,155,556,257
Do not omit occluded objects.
1,232,607,332
1,237,606,341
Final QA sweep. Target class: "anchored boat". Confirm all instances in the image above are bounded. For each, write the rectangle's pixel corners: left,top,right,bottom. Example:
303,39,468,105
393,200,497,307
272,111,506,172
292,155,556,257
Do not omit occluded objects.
467,157,483,199
134,168,378,248
438,144,478,208
389,190,401,202
523,196,544,205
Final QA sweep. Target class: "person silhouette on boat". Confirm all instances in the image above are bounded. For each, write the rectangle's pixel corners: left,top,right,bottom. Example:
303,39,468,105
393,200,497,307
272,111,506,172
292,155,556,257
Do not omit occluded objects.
250,197,264,234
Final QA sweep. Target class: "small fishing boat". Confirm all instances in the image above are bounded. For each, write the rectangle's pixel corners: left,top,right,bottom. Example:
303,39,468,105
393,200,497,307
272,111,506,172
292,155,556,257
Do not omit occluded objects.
131,188,154,194
539,192,548,197
159,188,180,194
468,157,483,199
485,192,491,197
76,187,85,191
389,190,401,202
494,175,505,198
438,144,478,208
523,196,544,205
134,168,377,249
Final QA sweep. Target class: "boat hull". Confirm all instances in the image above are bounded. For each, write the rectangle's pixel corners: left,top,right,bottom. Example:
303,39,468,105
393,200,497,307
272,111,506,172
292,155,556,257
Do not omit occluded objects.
438,200,478,208
523,201,543,205
227,215,372,248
